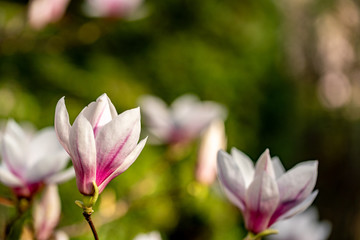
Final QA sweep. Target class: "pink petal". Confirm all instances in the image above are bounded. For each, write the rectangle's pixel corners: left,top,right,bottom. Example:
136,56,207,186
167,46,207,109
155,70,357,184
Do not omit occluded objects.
217,150,247,211
245,172,279,234
69,114,96,195
97,137,147,193
95,107,141,186
55,97,71,154
277,190,318,221
269,161,318,225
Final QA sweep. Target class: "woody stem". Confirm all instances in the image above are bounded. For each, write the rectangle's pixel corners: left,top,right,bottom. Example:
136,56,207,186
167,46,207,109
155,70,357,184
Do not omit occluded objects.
83,211,99,240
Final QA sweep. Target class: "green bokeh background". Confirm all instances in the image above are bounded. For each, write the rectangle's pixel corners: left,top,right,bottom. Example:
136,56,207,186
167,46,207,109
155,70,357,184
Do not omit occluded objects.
0,0,359,239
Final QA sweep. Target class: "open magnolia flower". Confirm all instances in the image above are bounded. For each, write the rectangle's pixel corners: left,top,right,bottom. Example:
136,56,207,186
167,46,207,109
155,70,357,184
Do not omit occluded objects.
55,93,147,196
217,148,318,235
139,94,227,145
0,120,74,198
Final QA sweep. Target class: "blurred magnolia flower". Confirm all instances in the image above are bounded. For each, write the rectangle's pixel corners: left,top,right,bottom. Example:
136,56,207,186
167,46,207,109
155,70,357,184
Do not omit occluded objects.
55,93,147,196
217,148,318,234
196,119,226,185
139,94,227,145
133,231,162,240
34,185,61,240
267,207,331,240
0,120,74,198
84,0,144,19
28,0,70,30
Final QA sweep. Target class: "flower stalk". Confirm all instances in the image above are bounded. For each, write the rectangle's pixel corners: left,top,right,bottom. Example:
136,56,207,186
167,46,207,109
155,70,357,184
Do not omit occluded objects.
75,182,99,240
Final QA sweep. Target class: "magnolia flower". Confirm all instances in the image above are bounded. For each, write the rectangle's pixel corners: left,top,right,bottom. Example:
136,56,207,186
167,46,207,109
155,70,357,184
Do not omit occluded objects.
217,148,318,234
267,208,331,240
196,119,226,185
55,93,147,196
34,185,61,240
139,94,227,145
28,0,70,30
0,120,74,198
133,231,162,240
84,0,144,18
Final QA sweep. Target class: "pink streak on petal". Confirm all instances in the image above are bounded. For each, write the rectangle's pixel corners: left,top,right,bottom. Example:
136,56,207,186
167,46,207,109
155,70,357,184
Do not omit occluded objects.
95,130,132,186
269,176,315,226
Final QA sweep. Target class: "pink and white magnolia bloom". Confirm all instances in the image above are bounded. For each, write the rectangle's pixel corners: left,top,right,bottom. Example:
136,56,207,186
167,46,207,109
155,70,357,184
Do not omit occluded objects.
139,94,227,145
55,93,147,196
196,119,226,185
267,208,331,240
84,0,144,18
0,120,74,198
217,148,318,234
28,0,70,30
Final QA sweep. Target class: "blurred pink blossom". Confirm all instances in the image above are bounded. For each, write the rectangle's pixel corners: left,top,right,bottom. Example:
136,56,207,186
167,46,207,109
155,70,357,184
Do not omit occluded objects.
28,0,70,30
55,93,147,196
0,120,74,198
139,94,227,145
196,119,226,185
84,0,144,18
217,148,318,234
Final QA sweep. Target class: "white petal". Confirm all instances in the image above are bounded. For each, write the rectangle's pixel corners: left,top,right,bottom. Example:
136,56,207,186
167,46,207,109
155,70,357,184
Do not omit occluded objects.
97,137,147,193
28,0,70,30
82,93,114,136
277,161,318,204
139,95,172,142
217,150,246,211
196,120,226,185
54,97,71,154
54,231,69,240
231,147,254,187
69,114,97,195
133,231,162,240
0,165,22,187
254,149,276,179
45,167,75,184
272,156,285,178
26,128,69,179
1,130,25,176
